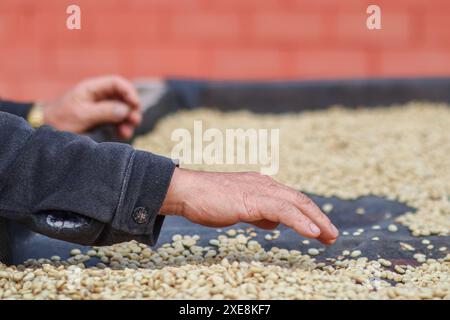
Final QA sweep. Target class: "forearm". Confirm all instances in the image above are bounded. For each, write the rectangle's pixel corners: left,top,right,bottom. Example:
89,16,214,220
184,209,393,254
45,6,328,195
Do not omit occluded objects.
0,112,176,246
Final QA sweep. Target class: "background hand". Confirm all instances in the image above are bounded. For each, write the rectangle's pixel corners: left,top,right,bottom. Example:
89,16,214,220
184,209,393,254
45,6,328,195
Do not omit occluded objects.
161,168,339,245
42,75,142,140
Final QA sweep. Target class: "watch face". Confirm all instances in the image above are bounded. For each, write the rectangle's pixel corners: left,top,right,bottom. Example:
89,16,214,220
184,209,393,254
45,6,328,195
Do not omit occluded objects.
28,104,44,128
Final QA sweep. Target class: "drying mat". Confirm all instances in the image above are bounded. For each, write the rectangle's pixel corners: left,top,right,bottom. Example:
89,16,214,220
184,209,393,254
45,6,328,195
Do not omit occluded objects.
4,194,448,266
0,218,11,264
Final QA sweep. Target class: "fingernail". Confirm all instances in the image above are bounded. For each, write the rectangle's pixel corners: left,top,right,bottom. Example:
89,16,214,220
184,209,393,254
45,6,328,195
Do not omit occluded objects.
114,105,128,118
309,223,320,235
331,224,339,237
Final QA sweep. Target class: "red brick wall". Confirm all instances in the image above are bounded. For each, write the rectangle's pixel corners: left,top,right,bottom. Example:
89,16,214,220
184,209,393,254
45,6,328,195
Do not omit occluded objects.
1,0,449,101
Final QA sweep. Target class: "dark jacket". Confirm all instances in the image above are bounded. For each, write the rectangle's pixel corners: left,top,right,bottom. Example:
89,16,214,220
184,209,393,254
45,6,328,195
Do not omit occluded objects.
0,100,176,246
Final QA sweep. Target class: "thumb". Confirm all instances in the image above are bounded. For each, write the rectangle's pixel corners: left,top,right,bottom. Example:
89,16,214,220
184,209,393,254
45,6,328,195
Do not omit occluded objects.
252,220,280,230
87,100,130,125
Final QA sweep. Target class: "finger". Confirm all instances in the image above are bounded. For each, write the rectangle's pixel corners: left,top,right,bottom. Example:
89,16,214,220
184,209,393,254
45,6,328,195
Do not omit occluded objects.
85,75,141,110
244,196,321,239
88,101,131,125
251,220,279,230
269,183,339,241
116,123,134,140
321,238,337,245
293,192,339,242
118,109,142,140
127,110,142,126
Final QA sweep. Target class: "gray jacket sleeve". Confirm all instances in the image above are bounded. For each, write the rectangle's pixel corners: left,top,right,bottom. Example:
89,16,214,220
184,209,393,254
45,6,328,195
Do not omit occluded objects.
0,111,176,246
0,100,33,119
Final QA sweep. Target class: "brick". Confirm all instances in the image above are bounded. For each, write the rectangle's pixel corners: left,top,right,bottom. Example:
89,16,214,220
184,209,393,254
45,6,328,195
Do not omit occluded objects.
48,48,123,80
250,12,325,44
0,48,42,76
0,79,21,100
169,12,241,43
423,12,450,47
126,46,205,77
0,0,116,15
128,0,203,11
28,3,156,48
204,0,286,11
291,0,352,10
380,50,450,76
0,13,36,46
18,79,74,101
209,49,283,79
292,0,440,11
0,0,37,13
90,12,161,46
290,49,368,78
28,10,157,51
29,10,87,49
381,0,450,11
334,10,412,48
0,75,73,102
41,0,123,12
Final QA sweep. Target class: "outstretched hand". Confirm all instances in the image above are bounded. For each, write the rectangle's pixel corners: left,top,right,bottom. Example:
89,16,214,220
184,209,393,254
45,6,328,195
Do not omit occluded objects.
161,168,339,245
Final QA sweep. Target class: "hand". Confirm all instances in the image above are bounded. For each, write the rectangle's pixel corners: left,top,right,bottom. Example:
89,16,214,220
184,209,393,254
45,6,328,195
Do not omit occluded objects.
161,168,339,245
42,75,142,140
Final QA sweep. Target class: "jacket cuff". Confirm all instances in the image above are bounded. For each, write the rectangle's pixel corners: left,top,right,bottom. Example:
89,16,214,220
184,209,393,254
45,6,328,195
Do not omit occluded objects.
111,150,176,245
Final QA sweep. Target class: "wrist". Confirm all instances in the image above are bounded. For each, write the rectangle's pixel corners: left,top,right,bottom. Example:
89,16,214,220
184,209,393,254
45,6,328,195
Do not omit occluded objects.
160,167,190,216
41,100,58,128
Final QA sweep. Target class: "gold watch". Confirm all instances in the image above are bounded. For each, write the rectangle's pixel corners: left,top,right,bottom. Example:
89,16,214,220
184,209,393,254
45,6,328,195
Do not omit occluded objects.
27,102,45,128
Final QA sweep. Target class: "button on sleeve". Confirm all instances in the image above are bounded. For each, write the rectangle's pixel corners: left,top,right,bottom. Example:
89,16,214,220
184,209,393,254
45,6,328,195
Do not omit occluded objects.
110,150,176,245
